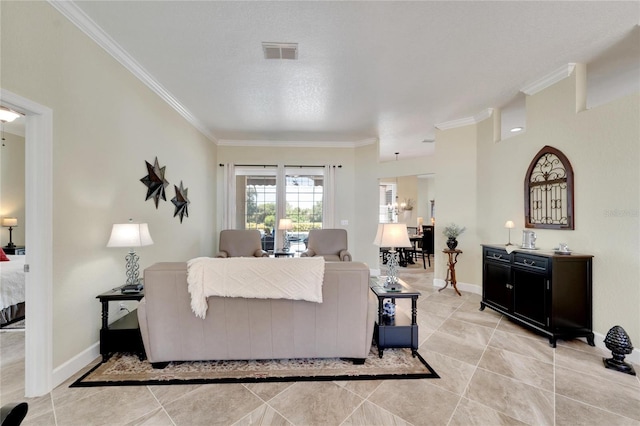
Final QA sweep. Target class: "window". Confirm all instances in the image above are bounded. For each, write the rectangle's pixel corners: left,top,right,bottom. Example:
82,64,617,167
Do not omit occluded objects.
228,165,331,253
524,146,575,229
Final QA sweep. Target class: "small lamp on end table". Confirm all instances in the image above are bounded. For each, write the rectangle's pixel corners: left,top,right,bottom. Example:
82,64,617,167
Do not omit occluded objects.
2,217,18,249
373,223,412,291
278,218,294,252
107,220,153,293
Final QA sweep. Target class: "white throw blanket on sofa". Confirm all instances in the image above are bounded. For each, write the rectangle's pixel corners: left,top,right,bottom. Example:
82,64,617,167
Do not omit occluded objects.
187,257,325,319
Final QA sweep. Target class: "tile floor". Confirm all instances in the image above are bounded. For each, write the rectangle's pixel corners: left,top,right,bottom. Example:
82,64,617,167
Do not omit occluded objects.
2,266,639,425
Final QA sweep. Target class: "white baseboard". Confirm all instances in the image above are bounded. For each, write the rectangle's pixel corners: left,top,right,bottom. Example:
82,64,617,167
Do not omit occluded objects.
433,278,482,296
52,342,100,389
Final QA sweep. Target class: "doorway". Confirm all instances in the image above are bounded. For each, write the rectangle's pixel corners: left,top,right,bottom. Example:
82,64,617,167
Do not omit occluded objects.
1,89,53,397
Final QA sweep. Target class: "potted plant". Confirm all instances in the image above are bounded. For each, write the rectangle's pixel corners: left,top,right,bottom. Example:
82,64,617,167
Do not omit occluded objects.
443,223,465,250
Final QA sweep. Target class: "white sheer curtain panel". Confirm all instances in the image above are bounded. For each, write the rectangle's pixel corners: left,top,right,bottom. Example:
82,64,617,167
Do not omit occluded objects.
323,165,336,228
223,163,236,229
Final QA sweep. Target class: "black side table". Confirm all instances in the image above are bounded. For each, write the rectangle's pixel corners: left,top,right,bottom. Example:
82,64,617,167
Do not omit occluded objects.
273,251,295,258
369,277,421,358
3,246,25,255
96,287,145,361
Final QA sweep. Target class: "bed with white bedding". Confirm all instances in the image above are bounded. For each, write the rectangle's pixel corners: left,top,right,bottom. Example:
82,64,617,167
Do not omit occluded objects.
0,255,26,327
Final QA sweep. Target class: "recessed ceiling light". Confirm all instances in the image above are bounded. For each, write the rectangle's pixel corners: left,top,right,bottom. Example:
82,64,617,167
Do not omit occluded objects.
422,138,435,143
510,127,524,133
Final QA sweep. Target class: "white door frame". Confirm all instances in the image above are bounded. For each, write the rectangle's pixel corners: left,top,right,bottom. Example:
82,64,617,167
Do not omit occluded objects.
1,89,53,397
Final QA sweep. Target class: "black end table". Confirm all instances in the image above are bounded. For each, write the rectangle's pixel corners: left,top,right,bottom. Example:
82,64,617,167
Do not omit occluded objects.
3,246,25,255
273,251,295,258
369,277,421,358
96,287,145,361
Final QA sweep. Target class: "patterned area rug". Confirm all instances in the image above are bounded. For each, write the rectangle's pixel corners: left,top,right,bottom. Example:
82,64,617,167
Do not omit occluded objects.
71,347,438,387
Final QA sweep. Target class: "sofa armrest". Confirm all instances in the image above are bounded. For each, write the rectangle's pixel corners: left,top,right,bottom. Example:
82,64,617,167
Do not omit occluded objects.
339,250,352,261
300,249,316,257
215,251,229,258
254,249,269,257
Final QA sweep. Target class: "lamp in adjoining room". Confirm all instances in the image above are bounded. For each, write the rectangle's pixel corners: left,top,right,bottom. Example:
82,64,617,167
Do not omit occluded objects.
0,107,20,123
278,218,294,252
2,218,18,248
505,220,515,246
603,325,636,376
107,220,153,292
373,223,412,290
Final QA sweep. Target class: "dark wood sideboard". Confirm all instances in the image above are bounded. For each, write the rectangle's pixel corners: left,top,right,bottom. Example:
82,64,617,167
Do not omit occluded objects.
480,244,594,348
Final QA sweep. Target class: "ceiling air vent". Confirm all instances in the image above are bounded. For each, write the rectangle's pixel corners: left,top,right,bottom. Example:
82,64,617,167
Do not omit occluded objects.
262,42,298,60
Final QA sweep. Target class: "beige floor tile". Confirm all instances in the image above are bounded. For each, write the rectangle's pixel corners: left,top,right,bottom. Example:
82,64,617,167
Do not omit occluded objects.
1,359,25,397
54,387,161,426
332,379,382,399
495,317,550,343
424,330,486,366
449,397,528,425
233,403,292,426
12,393,54,420
464,368,554,425
243,382,294,402
478,346,554,391
450,305,502,329
424,292,466,308
163,384,263,426
148,383,204,405
419,349,476,395
125,407,175,426
417,298,458,318
368,379,460,425
555,395,640,426
342,400,410,425
488,329,554,364
555,345,640,389
21,409,57,426
438,318,495,347
555,366,640,421
268,381,363,425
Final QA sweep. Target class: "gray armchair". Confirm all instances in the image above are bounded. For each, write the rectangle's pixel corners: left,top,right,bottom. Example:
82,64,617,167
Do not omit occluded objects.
215,230,269,258
301,229,352,261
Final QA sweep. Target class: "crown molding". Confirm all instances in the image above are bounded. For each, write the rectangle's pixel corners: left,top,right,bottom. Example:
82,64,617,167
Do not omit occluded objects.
435,108,494,131
217,138,377,148
47,1,217,143
521,63,577,95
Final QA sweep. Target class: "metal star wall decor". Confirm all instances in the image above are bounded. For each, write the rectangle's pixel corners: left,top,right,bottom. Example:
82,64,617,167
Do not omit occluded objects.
140,157,169,208
171,181,190,223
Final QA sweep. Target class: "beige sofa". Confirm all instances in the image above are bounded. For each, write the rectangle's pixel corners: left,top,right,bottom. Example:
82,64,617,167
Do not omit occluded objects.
138,261,376,367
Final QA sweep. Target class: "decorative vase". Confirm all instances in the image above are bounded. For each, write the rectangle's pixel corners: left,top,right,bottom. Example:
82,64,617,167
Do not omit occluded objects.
446,237,458,250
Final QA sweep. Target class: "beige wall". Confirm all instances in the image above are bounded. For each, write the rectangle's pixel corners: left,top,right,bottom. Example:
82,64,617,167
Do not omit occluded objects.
1,1,217,366
0,132,25,247
475,69,639,344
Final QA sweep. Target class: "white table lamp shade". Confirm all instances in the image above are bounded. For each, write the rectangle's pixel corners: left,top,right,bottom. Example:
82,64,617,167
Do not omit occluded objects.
278,218,293,231
107,223,153,247
373,223,412,248
505,220,515,229
2,217,18,227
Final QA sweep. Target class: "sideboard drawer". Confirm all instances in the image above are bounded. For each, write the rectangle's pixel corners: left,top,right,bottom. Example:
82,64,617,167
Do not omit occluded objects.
513,253,548,272
484,248,509,263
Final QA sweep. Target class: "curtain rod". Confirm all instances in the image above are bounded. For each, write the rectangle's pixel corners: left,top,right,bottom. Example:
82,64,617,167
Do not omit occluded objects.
219,164,342,168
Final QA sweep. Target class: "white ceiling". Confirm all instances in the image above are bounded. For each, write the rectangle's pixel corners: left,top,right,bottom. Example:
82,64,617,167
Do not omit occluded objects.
51,2,640,159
